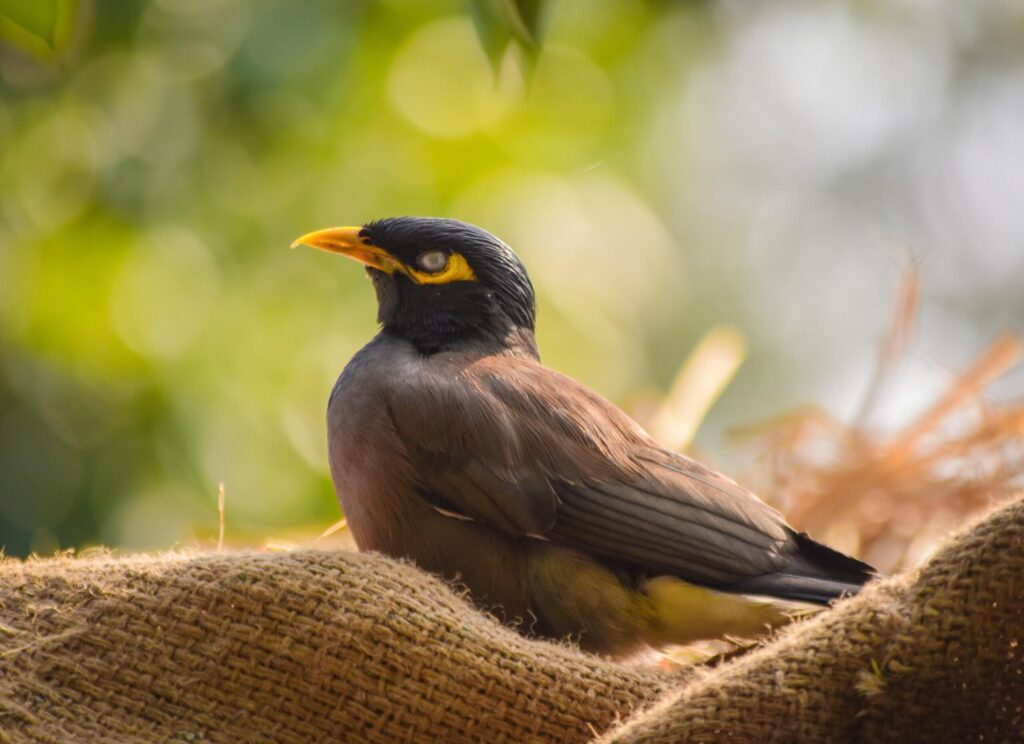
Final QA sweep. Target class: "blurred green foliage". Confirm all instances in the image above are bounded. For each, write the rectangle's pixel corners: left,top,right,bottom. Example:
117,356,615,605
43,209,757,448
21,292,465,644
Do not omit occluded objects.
1,0,60,45
1,0,1021,556
469,0,547,69
0,0,76,55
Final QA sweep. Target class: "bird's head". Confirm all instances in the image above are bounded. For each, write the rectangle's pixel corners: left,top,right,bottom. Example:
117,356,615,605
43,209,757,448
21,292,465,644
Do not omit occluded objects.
293,217,537,355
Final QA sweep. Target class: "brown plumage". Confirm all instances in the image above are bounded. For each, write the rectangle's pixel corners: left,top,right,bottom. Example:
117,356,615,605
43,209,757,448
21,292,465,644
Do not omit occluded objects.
296,217,876,656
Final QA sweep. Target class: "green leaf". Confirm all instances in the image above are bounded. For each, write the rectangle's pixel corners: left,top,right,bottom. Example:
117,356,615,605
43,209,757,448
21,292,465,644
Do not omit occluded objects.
0,0,61,47
468,0,548,71
513,0,546,45
468,0,513,71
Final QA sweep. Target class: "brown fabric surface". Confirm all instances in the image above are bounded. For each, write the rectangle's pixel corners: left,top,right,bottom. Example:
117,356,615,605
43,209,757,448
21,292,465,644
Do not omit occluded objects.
0,549,670,743
603,496,1024,743
0,497,1021,743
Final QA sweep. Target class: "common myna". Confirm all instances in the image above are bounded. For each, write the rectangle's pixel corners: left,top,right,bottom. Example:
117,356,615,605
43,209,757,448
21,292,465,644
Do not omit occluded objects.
294,217,875,656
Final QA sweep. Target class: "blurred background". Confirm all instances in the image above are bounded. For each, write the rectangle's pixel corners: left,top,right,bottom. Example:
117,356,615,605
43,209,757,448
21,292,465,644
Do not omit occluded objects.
1,0,1022,568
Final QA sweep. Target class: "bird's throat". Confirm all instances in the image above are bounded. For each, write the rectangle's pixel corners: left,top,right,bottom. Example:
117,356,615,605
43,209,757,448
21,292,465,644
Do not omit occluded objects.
372,271,537,357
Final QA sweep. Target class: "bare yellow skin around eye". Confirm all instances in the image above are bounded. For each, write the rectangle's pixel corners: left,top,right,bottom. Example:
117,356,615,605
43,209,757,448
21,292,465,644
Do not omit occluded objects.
404,251,477,285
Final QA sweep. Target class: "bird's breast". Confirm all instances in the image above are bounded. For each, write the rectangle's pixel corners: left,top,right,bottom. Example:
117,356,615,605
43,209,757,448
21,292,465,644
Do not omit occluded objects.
326,346,532,623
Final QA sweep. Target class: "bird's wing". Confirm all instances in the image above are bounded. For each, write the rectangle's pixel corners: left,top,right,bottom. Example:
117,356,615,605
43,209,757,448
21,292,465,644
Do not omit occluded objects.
386,354,796,586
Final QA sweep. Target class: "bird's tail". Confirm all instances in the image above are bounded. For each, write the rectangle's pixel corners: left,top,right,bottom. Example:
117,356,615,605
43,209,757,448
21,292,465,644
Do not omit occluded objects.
728,530,877,605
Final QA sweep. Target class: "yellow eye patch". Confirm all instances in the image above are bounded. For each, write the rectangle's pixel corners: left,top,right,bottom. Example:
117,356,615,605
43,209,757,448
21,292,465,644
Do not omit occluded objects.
404,251,477,285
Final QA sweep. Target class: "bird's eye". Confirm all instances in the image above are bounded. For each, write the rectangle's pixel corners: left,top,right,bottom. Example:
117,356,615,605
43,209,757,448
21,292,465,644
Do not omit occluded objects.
416,251,448,272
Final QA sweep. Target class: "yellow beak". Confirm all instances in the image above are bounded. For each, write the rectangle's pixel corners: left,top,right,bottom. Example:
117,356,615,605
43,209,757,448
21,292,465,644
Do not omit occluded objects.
291,226,401,275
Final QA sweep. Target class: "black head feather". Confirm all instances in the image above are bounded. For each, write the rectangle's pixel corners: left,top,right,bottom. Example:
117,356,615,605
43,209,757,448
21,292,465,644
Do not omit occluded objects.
359,217,537,354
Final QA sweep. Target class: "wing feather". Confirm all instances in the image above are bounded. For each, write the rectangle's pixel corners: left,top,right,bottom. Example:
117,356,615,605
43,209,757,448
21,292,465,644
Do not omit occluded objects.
386,354,793,586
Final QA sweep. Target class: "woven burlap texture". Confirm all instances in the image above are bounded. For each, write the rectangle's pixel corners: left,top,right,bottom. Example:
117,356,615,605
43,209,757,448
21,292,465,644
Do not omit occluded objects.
0,498,1021,743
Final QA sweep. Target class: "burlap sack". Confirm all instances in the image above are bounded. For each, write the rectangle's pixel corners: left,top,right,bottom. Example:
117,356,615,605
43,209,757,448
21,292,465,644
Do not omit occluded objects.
0,497,1021,743
603,495,1024,743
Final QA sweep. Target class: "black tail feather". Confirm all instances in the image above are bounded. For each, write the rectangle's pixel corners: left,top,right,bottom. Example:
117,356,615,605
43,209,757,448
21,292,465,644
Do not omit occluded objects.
789,530,876,584
728,530,878,605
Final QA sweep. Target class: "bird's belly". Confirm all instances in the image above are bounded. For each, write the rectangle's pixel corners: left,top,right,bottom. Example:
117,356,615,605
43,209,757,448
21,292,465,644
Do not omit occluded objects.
525,544,654,656
335,470,534,624
526,545,794,656
394,509,534,625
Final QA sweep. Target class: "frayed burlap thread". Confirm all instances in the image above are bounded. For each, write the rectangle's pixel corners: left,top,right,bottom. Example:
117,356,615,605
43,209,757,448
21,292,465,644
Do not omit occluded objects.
0,497,1022,743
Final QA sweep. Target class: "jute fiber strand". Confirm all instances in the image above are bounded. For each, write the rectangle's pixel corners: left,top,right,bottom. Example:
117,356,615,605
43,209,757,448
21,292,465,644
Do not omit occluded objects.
0,499,1021,743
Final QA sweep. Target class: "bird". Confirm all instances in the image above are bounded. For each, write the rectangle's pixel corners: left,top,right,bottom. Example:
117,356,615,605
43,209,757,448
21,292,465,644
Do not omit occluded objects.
293,216,876,657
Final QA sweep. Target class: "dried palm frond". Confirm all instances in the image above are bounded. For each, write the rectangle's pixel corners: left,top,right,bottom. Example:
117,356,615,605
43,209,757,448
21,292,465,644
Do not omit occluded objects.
745,270,1024,573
